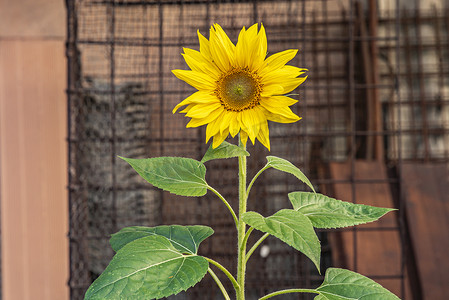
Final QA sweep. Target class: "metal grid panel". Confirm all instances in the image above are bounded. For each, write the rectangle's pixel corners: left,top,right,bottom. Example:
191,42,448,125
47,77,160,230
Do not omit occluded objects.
66,0,449,299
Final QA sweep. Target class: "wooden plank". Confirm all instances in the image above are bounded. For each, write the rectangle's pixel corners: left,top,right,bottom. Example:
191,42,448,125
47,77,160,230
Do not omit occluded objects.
0,0,65,38
401,163,449,300
328,160,409,299
0,40,68,300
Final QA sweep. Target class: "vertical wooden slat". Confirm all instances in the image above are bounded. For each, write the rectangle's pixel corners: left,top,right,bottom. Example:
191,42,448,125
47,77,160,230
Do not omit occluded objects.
0,40,68,300
401,163,449,300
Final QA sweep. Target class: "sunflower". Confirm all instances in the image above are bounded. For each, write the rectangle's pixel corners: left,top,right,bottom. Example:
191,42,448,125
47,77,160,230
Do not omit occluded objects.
172,23,307,150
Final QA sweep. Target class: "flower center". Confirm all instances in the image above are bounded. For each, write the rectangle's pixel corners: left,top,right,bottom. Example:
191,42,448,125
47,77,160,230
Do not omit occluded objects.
216,68,261,112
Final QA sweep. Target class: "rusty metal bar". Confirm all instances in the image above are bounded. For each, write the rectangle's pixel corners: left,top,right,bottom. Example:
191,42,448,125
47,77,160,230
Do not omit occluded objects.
415,8,431,161
349,0,358,273
402,9,419,160
369,0,384,161
356,0,375,159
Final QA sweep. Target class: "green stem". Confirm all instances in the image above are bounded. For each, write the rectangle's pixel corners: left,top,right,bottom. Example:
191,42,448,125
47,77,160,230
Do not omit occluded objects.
245,233,269,264
258,288,318,300
237,136,247,300
205,257,240,292
208,267,231,300
208,185,238,229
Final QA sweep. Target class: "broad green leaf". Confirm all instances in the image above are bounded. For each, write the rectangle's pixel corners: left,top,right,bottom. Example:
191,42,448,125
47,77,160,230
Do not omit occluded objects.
201,141,250,163
266,156,315,192
84,235,209,300
110,225,214,254
120,156,208,196
242,209,320,271
289,192,396,229
315,268,401,300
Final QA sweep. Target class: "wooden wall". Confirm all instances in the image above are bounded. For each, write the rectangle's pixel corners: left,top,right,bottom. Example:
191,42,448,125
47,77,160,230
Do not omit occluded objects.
0,0,69,299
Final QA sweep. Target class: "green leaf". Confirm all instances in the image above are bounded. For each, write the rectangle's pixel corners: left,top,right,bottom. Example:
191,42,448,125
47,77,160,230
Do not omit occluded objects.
242,209,321,272
315,268,401,299
201,141,250,163
84,235,209,300
110,225,214,254
289,192,396,229
120,156,208,196
266,156,315,193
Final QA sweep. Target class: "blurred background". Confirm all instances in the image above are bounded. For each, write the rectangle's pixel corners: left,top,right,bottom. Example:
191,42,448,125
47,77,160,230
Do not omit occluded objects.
1,0,448,299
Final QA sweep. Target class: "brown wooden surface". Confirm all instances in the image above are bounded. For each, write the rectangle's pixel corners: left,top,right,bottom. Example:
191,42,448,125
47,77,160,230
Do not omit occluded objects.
0,40,69,300
0,0,65,38
328,160,409,299
401,163,449,300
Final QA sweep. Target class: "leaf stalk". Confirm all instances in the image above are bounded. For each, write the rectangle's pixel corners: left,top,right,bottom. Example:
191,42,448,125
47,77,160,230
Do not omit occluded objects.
245,232,269,264
246,165,269,198
207,267,231,300
258,288,318,300
205,257,240,292
207,185,238,229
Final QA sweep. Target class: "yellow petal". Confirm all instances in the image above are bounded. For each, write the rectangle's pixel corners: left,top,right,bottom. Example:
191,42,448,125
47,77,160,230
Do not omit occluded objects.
206,115,223,142
213,24,236,58
173,91,219,113
282,65,308,76
261,95,298,108
237,112,246,132
241,108,264,143
181,50,204,72
186,102,222,118
186,107,223,128
240,110,255,142
256,119,270,151
261,67,303,84
239,130,249,146
279,76,308,94
228,112,240,137
261,84,284,97
209,24,235,72
261,67,307,94
219,110,235,134
260,104,301,123
179,104,194,114
184,48,222,76
186,117,208,128
259,49,298,76
198,30,212,59
235,26,249,68
246,24,263,70
251,24,267,70
173,97,193,114
212,127,229,148
172,69,216,90
235,23,266,70
257,24,267,60
182,51,220,79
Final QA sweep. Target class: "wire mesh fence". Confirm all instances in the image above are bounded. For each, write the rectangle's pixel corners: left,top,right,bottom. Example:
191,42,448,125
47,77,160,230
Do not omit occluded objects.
66,0,449,299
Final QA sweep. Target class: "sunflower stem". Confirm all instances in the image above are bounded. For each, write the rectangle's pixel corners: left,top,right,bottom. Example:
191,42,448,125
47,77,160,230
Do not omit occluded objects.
237,136,248,300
